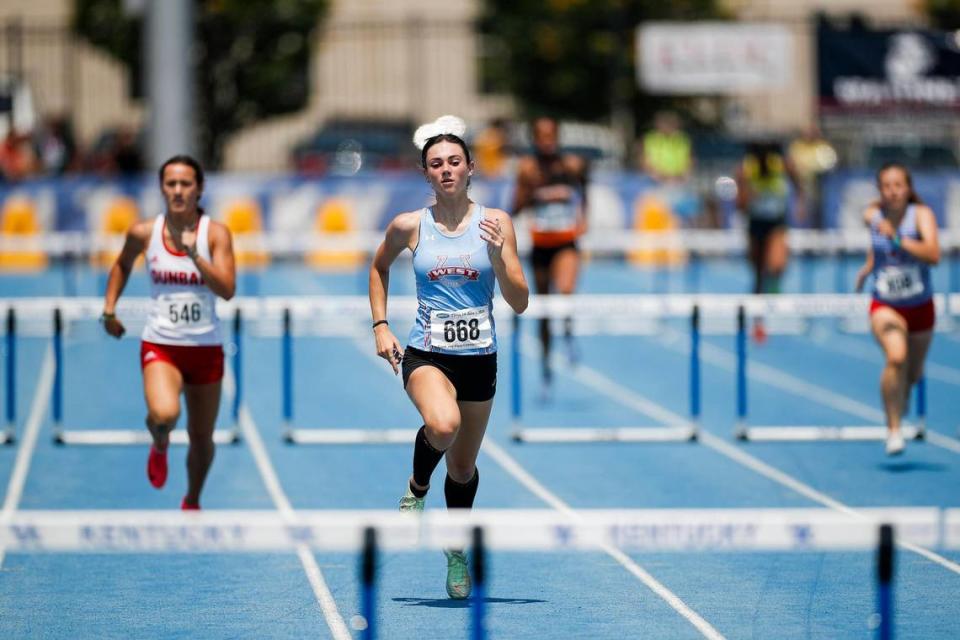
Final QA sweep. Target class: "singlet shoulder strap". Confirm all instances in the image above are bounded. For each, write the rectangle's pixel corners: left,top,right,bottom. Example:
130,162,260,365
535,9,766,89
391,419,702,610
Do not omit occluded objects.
905,203,917,222
198,215,212,259
411,207,430,255
150,215,165,243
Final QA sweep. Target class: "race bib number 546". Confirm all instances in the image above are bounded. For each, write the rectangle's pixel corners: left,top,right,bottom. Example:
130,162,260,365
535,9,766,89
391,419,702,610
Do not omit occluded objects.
155,293,214,331
430,306,492,351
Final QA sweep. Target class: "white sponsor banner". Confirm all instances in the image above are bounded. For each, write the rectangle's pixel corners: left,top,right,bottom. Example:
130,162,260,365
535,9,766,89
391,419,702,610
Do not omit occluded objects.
0,507,942,553
637,22,793,94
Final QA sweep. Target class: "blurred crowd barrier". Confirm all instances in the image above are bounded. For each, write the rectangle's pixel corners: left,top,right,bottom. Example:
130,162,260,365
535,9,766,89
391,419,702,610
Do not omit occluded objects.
0,171,669,235
1,170,959,258
823,170,960,230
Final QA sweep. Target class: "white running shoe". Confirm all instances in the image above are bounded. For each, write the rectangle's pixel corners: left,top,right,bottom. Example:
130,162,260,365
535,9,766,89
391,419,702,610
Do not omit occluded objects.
399,486,425,513
444,549,471,599
885,431,906,456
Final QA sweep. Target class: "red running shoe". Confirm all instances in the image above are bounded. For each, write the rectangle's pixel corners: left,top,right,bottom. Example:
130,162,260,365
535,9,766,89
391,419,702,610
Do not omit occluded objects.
147,446,168,489
181,497,200,511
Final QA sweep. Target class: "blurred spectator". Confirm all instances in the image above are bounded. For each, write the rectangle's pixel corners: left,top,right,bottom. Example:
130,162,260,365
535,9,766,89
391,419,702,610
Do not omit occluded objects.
638,111,693,183
86,125,144,176
788,125,837,228
0,129,39,183
735,140,804,295
113,127,144,176
636,111,701,224
474,117,511,177
33,115,77,175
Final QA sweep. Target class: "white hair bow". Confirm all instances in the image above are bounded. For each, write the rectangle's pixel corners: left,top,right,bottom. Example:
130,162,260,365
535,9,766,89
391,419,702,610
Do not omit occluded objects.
413,115,467,150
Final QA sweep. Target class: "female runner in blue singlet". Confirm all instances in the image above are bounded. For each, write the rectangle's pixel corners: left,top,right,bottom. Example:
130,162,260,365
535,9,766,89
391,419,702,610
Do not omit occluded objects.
855,163,939,456
369,115,528,599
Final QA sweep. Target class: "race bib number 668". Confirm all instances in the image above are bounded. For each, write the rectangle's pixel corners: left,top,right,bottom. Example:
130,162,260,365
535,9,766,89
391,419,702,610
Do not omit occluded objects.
430,306,492,351
876,265,924,301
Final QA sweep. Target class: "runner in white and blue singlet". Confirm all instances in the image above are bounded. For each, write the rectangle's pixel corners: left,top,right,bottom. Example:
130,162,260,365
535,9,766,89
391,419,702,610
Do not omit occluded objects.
855,162,939,456
369,116,528,600
868,203,933,309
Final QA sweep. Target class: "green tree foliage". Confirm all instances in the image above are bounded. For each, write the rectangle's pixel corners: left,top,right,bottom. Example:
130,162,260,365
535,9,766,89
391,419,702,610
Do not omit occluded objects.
195,0,327,167
73,0,141,92
74,0,328,168
480,0,726,132
925,1,960,28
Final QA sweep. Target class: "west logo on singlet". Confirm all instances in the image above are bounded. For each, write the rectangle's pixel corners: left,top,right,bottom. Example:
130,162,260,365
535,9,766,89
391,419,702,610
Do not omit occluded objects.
151,270,205,286
427,255,479,286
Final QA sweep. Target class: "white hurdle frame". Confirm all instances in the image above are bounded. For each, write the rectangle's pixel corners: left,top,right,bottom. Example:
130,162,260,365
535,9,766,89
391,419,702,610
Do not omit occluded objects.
510,297,702,444
732,302,930,443
278,306,416,445
51,307,241,446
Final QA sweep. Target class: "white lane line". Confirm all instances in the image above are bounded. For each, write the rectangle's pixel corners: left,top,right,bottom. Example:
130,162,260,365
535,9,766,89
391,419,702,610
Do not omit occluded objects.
353,333,725,639
519,331,684,425
800,335,960,455
664,329,960,456
483,440,726,640
922,361,960,387
570,331,960,576
809,332,960,387
699,433,960,576
224,365,351,640
0,345,54,568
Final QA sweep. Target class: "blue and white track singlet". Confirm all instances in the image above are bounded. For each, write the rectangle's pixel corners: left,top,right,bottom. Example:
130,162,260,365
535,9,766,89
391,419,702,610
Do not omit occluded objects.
407,206,497,355
870,204,933,307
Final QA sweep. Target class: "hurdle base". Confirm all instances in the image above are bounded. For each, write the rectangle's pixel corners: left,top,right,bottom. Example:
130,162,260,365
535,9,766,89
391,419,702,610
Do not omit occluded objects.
511,425,698,444
0,428,14,446
283,428,417,445
53,428,241,446
736,425,924,442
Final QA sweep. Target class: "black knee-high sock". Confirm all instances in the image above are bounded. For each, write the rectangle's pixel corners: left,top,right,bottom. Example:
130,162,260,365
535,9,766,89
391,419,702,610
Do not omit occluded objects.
539,318,552,381
410,425,445,497
445,468,480,510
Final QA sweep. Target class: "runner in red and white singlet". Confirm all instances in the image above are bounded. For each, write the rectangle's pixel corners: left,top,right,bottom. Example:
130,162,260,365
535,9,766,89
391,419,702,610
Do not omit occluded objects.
102,155,236,509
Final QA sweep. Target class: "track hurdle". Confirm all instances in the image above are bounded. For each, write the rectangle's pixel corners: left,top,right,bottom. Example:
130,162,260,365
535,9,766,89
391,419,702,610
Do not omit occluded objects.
52,307,242,446
280,307,415,445
876,523,895,640
1,307,15,444
510,302,700,443
733,304,926,442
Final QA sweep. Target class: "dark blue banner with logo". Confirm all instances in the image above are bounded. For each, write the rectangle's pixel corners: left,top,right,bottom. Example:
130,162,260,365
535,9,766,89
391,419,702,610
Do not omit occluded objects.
818,23,960,111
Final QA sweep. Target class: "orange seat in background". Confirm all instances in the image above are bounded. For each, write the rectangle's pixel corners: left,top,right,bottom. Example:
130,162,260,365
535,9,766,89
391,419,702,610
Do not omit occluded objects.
627,195,687,267
92,196,140,269
223,198,269,268
307,198,364,269
0,196,47,270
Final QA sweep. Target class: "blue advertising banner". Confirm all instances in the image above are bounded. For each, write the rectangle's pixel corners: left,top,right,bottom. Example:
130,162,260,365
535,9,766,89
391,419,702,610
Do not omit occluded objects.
818,22,960,112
